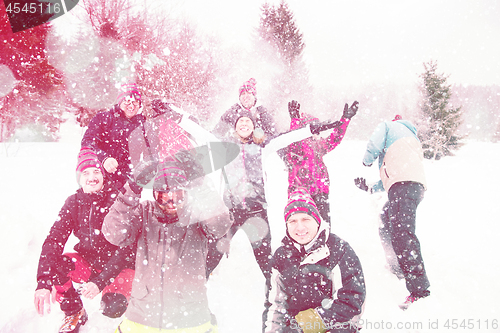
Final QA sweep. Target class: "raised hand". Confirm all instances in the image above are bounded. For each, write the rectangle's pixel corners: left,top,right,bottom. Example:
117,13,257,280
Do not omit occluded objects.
151,99,182,122
343,101,359,119
288,100,301,119
354,177,369,192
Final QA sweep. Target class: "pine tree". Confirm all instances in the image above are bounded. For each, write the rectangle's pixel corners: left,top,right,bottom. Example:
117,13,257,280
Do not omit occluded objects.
259,1,305,66
256,1,311,119
416,60,464,160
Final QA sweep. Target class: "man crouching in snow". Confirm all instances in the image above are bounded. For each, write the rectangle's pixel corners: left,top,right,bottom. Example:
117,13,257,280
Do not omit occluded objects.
34,147,135,333
102,158,232,332
265,189,365,333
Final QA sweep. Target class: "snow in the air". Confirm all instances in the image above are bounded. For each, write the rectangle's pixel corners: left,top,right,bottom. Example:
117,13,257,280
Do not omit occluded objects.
0,117,499,332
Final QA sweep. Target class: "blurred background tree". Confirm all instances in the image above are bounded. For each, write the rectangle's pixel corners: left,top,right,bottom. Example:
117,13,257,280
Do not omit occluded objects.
255,1,311,128
0,3,65,142
416,60,464,159
1,0,499,146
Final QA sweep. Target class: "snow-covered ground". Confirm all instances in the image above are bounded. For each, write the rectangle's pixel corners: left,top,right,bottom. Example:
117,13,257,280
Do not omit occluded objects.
1,123,499,332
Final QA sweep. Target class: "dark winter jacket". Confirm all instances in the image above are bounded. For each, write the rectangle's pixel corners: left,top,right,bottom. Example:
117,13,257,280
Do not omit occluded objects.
283,114,351,196
36,185,135,292
212,103,278,139
265,225,365,332
81,105,146,185
102,182,232,329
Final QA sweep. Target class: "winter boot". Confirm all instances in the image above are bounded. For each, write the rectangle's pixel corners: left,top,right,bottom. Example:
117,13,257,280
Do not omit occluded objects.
59,308,88,333
399,290,430,310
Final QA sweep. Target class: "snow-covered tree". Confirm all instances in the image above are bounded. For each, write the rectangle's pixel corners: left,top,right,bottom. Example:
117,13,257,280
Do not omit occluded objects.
256,1,311,117
416,60,464,160
0,4,65,142
136,22,221,122
258,1,304,66
75,0,222,125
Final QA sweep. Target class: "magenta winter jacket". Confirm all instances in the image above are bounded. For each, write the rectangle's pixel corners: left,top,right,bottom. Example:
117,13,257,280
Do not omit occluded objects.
284,114,350,196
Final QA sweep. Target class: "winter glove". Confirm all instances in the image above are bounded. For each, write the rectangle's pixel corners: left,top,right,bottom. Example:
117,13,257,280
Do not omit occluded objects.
288,100,301,119
295,308,327,333
117,181,142,207
309,120,342,135
354,177,369,192
151,99,183,122
342,101,359,119
131,157,158,187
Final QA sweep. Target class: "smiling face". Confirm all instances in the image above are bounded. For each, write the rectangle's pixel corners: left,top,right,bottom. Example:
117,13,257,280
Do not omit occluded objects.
79,167,104,193
239,91,256,109
119,95,141,118
154,189,186,216
235,116,255,139
286,213,319,245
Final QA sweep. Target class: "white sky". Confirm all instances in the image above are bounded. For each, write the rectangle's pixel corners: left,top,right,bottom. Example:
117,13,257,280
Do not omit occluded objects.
51,0,500,89
165,0,500,87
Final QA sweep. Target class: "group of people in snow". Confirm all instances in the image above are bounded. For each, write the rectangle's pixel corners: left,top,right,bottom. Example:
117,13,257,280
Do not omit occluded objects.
33,78,430,333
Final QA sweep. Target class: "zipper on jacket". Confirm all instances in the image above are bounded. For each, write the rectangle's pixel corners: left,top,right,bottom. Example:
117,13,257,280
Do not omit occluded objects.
241,144,247,209
88,202,94,248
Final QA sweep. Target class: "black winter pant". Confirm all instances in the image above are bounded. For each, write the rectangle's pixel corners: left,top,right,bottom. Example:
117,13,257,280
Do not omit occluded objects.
379,181,430,296
206,206,272,280
206,205,272,333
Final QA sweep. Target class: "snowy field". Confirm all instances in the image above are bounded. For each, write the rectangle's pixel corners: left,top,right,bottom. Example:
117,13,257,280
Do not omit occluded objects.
1,123,499,332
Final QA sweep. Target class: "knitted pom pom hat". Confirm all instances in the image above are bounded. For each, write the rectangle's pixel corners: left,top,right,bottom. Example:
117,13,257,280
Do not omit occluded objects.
116,82,142,105
153,161,188,192
239,78,257,96
284,188,321,225
76,147,103,183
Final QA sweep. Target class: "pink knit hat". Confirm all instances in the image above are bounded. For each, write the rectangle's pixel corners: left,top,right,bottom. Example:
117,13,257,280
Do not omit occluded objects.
153,161,188,192
284,188,321,225
239,78,257,96
116,82,142,105
76,147,103,182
